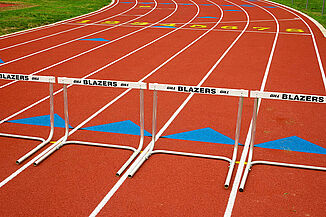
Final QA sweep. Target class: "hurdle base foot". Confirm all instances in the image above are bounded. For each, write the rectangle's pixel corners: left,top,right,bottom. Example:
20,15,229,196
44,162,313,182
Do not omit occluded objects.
224,184,229,189
239,188,244,192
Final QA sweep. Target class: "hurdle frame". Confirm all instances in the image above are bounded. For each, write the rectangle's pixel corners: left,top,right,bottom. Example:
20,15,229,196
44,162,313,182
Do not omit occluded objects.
0,73,55,164
128,83,248,189
33,77,146,176
239,90,326,192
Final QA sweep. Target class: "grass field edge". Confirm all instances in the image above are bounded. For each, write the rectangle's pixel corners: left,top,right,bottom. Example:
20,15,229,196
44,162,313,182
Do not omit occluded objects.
0,0,115,39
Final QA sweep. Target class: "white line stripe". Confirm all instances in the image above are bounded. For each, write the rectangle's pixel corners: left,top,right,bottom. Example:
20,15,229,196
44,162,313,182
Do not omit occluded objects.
0,0,117,40
224,0,280,216
0,0,145,67
263,0,326,91
89,0,251,215
64,22,310,35
0,0,124,51
0,0,180,187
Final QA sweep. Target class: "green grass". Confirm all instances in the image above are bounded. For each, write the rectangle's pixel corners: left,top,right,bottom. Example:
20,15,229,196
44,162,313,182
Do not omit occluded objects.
0,0,111,36
271,0,326,28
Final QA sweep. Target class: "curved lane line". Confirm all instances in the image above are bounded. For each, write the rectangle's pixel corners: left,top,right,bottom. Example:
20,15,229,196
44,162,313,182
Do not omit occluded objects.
263,0,326,90
0,0,146,68
0,0,125,51
224,0,281,216
88,0,250,215
0,0,117,40
0,0,181,187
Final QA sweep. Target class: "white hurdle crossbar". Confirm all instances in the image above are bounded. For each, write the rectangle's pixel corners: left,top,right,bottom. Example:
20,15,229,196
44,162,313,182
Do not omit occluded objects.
239,91,326,192
33,77,146,176
0,72,55,164
129,83,248,189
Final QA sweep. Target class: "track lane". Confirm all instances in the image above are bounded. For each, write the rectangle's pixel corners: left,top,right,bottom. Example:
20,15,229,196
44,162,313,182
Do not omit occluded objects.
0,0,325,216
0,0,118,41
0,1,247,215
226,0,326,216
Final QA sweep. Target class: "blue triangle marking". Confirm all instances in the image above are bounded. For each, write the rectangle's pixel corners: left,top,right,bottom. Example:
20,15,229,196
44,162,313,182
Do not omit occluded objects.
263,6,277,8
221,5,234,6
7,114,73,128
0,58,4,63
198,16,218,19
139,2,154,4
255,136,326,155
79,38,110,42
178,3,193,5
82,120,151,137
240,4,255,7
158,2,173,4
162,127,236,145
200,4,213,6
225,9,241,11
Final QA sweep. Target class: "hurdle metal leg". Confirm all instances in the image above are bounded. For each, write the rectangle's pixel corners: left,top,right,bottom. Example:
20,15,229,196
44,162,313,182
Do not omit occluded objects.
0,83,55,164
128,90,245,189
239,98,326,192
34,85,145,176
128,89,157,177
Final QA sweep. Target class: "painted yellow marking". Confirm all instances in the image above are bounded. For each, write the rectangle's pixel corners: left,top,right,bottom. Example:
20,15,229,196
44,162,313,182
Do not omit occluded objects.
221,26,238,30
76,20,91,23
50,141,57,144
286,28,304,32
131,22,149,25
139,5,151,8
236,161,247,165
101,21,120,24
190,24,207,28
253,27,270,31
160,23,176,27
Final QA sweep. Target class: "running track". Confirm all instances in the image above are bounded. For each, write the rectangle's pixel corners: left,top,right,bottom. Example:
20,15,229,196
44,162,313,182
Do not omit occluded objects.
0,0,325,216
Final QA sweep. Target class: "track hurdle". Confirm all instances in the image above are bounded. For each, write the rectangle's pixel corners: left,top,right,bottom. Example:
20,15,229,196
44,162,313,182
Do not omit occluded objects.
33,77,146,176
239,91,326,192
0,72,55,164
128,83,248,189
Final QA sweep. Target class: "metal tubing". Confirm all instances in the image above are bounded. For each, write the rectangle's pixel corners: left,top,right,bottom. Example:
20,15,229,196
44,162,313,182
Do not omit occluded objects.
16,83,55,164
63,141,136,151
151,150,231,162
323,0,325,15
148,89,158,156
251,160,326,171
239,98,258,192
0,133,44,142
116,88,145,176
34,84,70,166
306,0,308,9
128,89,158,177
224,96,244,189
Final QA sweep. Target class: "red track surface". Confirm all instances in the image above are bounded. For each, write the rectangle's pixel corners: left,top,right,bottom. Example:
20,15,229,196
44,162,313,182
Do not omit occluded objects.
0,0,325,216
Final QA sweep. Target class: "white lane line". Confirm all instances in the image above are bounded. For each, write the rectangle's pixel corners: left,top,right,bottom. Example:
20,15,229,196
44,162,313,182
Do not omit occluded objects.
263,0,326,90
88,0,250,215
0,0,145,67
64,17,299,27
0,0,125,51
223,0,280,216
0,0,178,187
63,22,310,36
0,0,164,89
0,0,117,40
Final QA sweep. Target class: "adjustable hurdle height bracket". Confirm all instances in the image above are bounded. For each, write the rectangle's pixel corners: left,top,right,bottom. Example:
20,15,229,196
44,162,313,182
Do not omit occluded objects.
0,73,55,164
239,91,326,192
34,77,147,177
